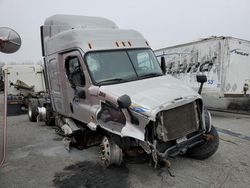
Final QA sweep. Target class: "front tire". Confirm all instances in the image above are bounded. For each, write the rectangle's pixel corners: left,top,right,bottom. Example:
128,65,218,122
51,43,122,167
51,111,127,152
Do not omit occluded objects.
186,126,219,159
99,136,123,167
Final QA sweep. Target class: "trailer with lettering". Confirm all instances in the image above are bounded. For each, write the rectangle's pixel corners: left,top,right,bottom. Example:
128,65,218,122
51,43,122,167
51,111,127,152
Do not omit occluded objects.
154,36,250,113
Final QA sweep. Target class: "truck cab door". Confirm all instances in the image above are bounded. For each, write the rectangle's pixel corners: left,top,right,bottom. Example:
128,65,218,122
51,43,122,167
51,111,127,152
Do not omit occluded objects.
63,51,92,123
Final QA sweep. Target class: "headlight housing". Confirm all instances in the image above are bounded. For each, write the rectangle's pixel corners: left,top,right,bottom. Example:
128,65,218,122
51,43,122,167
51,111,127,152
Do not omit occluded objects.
97,102,126,127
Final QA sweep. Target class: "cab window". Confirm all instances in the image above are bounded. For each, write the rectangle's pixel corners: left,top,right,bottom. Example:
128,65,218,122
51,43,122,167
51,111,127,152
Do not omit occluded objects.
65,57,85,87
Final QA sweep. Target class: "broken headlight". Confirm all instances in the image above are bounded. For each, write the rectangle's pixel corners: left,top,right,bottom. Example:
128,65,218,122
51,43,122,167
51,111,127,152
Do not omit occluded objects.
97,102,126,126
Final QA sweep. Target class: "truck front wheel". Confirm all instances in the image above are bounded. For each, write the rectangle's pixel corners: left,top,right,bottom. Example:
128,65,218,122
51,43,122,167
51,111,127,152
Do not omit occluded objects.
186,126,219,159
99,136,123,167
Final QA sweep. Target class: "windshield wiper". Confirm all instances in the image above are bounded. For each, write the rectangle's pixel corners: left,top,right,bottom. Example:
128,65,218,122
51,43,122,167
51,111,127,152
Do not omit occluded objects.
139,72,163,79
98,78,128,85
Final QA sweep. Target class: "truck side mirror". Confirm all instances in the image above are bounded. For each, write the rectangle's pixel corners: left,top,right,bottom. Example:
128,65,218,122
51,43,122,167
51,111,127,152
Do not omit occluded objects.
196,75,207,83
196,75,207,94
160,57,166,74
117,94,131,109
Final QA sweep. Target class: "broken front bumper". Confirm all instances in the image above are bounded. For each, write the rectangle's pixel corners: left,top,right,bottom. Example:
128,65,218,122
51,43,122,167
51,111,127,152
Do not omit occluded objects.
140,130,206,163
157,131,205,159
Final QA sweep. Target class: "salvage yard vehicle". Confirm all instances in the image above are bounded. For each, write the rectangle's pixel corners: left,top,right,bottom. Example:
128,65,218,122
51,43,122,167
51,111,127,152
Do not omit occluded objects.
37,14,219,167
2,64,47,116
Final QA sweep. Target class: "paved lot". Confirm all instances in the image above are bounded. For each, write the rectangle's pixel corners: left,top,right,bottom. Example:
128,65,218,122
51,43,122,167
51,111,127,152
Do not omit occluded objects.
0,111,250,188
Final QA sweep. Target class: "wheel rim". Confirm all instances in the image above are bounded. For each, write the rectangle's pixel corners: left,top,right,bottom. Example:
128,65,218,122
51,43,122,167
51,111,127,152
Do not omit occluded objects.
100,136,123,167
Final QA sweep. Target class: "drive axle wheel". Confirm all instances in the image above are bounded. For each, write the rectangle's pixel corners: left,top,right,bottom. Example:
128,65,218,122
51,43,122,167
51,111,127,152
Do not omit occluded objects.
100,136,123,167
28,100,38,122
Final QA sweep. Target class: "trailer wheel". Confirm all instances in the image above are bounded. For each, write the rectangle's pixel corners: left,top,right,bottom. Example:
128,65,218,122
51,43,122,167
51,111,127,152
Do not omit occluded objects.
99,136,123,167
28,100,38,122
186,126,219,159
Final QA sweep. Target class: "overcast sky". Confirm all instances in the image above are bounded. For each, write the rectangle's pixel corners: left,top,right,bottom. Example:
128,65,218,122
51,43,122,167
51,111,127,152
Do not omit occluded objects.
0,0,250,63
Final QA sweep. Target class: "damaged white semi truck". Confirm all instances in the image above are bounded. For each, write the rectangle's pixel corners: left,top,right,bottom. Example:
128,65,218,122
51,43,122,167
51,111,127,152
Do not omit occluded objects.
37,15,219,167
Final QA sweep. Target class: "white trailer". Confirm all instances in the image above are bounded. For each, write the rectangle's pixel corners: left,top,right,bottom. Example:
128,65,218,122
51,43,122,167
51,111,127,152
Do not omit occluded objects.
154,36,250,113
2,64,46,96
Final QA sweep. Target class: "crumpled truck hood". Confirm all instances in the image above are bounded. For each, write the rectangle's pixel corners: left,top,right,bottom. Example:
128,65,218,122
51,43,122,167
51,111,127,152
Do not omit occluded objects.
99,75,201,120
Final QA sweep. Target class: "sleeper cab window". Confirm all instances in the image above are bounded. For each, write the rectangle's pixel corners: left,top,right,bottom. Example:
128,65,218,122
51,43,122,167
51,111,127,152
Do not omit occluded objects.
65,56,85,87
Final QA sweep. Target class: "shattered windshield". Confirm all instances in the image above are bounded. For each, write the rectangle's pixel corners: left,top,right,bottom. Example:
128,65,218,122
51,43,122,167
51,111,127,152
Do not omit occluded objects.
85,49,163,85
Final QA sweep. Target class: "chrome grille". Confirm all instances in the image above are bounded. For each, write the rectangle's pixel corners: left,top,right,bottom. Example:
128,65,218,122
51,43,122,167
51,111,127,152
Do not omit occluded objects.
162,102,199,140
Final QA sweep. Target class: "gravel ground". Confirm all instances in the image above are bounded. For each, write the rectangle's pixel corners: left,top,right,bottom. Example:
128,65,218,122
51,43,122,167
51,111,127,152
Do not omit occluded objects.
0,111,250,188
